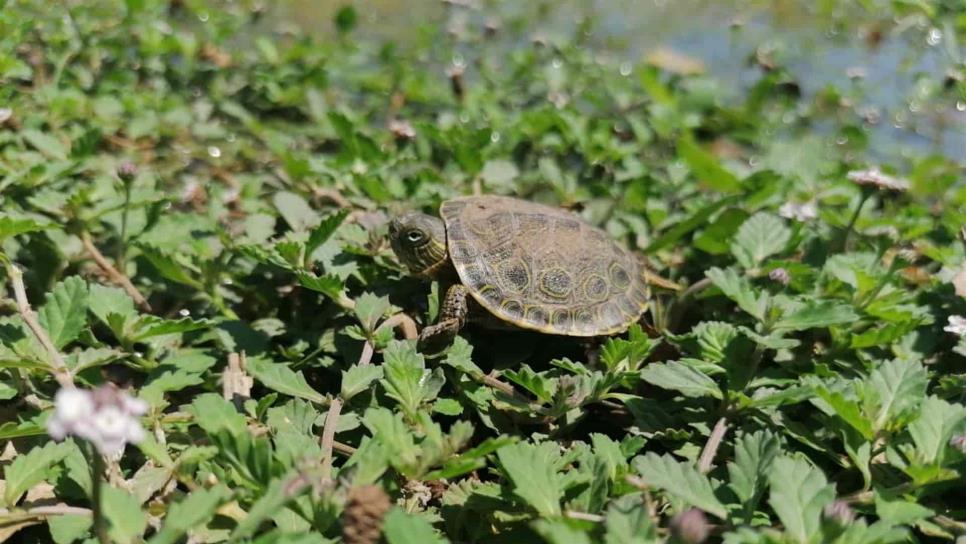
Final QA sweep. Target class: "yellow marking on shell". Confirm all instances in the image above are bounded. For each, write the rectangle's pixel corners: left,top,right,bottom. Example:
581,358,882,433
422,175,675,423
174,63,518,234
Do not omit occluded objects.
537,267,572,300
477,284,503,305
524,305,550,327
609,261,632,289
499,259,531,294
500,299,524,319
582,273,610,303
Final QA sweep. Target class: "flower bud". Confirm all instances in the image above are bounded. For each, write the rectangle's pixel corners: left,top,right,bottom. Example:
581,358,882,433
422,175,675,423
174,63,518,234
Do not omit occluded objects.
669,508,709,544
117,162,138,183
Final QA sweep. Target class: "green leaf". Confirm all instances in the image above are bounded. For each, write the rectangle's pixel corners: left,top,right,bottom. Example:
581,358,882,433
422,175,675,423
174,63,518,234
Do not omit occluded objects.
130,315,208,341
706,267,768,321
341,365,384,401
38,276,89,349
188,393,248,436
677,134,741,192
874,492,934,526
148,485,232,544
604,494,658,544
774,300,859,332
639,360,721,399
646,195,741,253
3,440,71,506
295,271,346,302
533,519,594,544
865,359,928,433
383,507,448,544
767,456,835,543
380,340,443,418
632,452,728,519
22,128,68,159
504,365,557,403
273,191,319,231
247,357,326,404
88,284,137,325
495,442,563,517
305,209,349,260
353,292,390,333
139,246,202,289
102,486,148,544
48,514,92,544
727,430,781,521
731,212,791,269
0,215,50,243
907,396,966,465
441,337,483,378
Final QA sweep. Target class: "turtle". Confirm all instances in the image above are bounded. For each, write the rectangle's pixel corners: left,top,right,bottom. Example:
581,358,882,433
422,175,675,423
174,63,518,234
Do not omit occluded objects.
388,195,650,350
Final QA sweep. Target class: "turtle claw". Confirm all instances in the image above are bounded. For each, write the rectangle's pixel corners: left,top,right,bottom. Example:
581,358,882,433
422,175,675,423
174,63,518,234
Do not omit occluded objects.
417,320,460,354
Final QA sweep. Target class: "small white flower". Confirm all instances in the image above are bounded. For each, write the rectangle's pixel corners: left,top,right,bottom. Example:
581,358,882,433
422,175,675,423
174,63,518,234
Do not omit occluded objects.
779,201,818,222
46,385,147,457
944,315,966,337
847,167,909,192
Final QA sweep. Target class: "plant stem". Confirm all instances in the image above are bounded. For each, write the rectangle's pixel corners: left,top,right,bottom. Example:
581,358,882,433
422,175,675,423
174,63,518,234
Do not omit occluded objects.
91,453,110,544
698,416,729,473
117,182,131,269
841,191,871,252
80,230,152,312
6,264,74,389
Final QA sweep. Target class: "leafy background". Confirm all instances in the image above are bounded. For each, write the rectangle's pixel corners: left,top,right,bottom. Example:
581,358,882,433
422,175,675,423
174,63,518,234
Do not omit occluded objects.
0,0,964,542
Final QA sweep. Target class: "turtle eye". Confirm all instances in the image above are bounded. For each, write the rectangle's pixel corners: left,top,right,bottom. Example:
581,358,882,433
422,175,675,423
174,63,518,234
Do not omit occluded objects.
405,230,425,244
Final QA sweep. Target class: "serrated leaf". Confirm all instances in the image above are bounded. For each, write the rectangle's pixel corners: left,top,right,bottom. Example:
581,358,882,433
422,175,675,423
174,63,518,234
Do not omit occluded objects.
727,430,781,521
38,276,89,349
3,440,71,505
130,315,208,341
295,271,345,301
767,457,836,543
503,365,556,403
353,292,390,333
188,393,248,436
441,336,483,378
148,485,232,544
532,519,593,544
381,340,443,419
731,212,791,269
247,357,325,404
495,442,563,517
341,365,384,401
645,195,741,253
640,360,722,399
866,358,928,432
139,246,202,289
678,134,741,192
273,191,319,231
907,396,966,465
88,284,137,325
774,300,859,332
383,507,448,544
22,128,68,159
102,485,148,543
633,452,727,518
305,209,348,259
0,215,50,242
706,267,768,321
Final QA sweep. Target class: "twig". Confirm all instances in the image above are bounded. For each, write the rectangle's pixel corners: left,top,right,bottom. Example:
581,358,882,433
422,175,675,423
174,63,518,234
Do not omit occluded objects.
80,231,152,312
0,505,92,518
320,338,373,483
698,417,729,473
319,398,342,484
378,313,418,340
566,510,605,522
7,265,73,389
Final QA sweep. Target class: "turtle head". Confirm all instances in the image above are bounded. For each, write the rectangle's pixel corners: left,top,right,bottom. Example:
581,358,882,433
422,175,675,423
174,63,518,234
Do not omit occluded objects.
388,213,448,277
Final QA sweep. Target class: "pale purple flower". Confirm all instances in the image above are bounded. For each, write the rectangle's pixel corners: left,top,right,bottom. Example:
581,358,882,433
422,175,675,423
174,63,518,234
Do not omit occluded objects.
769,267,791,286
943,315,966,337
824,500,855,525
950,435,966,453
778,200,818,222
0,108,12,124
669,508,709,544
847,167,909,192
47,385,147,457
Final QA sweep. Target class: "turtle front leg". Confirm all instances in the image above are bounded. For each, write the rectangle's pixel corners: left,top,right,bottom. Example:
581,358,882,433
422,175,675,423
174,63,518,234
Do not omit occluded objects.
418,284,469,352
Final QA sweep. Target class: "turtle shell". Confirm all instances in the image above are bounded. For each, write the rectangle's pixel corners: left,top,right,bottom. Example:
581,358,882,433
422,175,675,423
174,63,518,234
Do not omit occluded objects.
440,195,649,336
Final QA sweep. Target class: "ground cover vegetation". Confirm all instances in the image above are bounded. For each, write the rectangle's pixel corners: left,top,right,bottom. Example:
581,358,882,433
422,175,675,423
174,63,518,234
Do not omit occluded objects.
0,0,965,542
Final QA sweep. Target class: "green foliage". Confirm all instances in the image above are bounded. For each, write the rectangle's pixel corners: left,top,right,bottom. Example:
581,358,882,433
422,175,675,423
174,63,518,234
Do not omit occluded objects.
0,0,963,542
